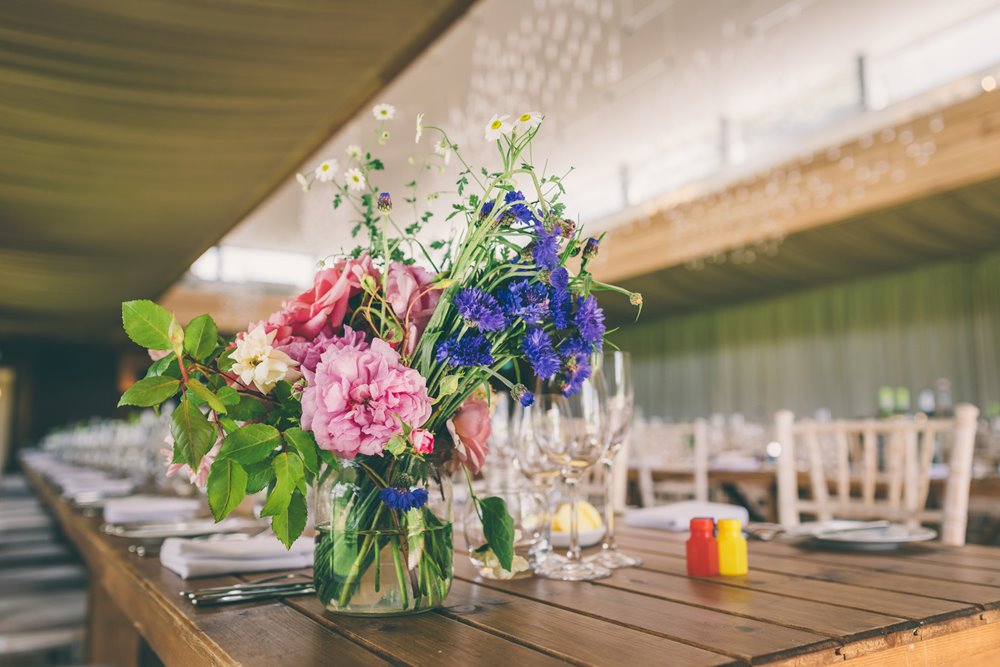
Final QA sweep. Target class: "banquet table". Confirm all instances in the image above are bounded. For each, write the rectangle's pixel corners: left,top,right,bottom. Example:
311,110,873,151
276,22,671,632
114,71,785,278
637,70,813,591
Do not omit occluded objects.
22,464,1000,666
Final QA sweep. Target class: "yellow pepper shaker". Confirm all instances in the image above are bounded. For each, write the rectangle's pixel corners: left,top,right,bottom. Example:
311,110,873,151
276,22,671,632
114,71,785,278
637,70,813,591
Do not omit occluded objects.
716,518,748,576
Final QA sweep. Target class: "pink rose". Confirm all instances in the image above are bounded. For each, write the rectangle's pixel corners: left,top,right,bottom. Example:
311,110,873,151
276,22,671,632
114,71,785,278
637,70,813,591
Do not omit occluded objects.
411,428,435,454
385,262,440,356
279,255,377,339
301,338,432,459
447,397,492,475
162,436,221,489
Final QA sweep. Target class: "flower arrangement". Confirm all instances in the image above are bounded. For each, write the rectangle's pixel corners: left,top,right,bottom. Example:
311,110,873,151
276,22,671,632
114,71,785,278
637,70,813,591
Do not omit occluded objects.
118,103,639,613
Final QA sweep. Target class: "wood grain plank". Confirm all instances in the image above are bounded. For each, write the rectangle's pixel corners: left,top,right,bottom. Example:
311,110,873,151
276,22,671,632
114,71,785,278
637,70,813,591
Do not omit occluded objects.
838,618,1000,666
285,594,566,667
453,557,835,663
615,525,1000,606
440,578,737,667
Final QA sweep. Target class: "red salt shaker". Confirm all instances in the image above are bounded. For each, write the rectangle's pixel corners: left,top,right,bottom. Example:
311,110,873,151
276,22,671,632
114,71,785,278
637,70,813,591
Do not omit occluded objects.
686,517,719,576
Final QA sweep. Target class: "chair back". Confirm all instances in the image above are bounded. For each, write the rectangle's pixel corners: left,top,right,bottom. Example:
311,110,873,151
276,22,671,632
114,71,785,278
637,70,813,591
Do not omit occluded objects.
632,418,709,506
775,404,979,545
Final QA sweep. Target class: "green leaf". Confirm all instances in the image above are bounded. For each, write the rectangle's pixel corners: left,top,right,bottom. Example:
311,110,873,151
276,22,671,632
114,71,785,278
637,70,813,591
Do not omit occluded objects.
261,452,304,517
217,349,235,373
187,379,227,414
207,459,247,521
477,496,515,571
226,395,267,422
217,423,281,464
170,397,215,468
145,353,180,379
183,314,219,361
283,428,318,475
385,435,407,457
117,376,180,408
270,489,307,549
216,385,240,407
244,459,275,494
122,300,176,350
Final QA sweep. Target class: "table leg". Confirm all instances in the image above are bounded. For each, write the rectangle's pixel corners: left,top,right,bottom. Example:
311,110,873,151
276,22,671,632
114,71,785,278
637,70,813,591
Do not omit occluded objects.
87,580,141,667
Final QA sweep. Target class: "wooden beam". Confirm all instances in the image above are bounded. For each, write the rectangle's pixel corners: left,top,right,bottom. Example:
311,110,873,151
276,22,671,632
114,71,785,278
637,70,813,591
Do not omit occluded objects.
590,89,1000,283
158,282,285,334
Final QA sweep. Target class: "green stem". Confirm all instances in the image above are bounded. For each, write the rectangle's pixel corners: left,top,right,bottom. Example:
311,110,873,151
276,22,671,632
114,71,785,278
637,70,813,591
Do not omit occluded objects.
390,537,409,610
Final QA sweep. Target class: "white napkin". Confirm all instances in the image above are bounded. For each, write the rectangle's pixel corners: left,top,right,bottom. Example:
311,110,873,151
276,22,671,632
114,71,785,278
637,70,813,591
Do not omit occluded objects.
160,534,313,579
624,501,750,531
103,495,201,524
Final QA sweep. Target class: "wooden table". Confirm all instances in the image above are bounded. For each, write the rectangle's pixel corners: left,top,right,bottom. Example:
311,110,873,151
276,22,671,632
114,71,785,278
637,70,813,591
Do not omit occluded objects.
24,465,1000,666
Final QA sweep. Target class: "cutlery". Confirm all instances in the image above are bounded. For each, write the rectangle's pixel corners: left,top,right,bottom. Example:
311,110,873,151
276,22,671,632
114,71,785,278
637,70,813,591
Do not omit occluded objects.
187,584,316,606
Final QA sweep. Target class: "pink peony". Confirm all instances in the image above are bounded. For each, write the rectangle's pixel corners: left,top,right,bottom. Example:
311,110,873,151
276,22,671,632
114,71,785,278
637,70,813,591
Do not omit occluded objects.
411,428,435,455
278,255,376,339
447,397,492,475
385,262,440,356
296,326,368,376
301,338,432,459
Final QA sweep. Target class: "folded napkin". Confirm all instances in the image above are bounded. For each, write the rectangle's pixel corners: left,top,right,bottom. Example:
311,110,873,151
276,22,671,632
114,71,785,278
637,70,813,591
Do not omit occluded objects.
160,534,313,579
624,501,750,532
64,479,136,502
103,495,201,524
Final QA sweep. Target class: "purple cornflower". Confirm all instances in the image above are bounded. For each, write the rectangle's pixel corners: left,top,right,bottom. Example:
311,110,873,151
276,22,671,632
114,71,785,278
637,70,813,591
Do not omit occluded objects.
511,383,534,407
479,200,495,221
377,192,392,214
454,288,506,331
582,237,600,261
436,333,494,367
521,328,560,379
548,267,571,329
380,486,429,512
557,337,593,396
499,280,549,324
573,295,606,348
502,190,536,226
531,219,560,270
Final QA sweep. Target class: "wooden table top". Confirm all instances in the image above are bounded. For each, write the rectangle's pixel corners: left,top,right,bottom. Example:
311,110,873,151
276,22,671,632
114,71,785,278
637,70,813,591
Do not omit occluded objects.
23,464,1000,666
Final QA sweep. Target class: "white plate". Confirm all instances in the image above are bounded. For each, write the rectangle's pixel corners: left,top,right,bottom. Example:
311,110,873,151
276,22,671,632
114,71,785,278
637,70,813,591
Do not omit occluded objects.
812,522,937,551
551,527,605,549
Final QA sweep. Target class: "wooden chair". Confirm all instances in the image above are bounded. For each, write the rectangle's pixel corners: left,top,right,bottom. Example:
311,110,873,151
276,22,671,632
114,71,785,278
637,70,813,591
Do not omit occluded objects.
775,404,980,545
632,418,709,507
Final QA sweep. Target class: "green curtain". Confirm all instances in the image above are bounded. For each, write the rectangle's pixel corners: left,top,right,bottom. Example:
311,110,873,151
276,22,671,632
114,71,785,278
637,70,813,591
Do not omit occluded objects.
615,251,1000,421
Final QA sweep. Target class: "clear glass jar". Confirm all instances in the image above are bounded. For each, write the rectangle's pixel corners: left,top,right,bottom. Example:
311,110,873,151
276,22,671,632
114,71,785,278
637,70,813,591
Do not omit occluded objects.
313,458,453,615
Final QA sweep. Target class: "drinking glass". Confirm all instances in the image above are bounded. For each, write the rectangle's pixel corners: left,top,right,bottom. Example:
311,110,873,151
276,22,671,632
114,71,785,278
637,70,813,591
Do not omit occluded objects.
532,371,611,581
591,351,642,568
510,401,561,563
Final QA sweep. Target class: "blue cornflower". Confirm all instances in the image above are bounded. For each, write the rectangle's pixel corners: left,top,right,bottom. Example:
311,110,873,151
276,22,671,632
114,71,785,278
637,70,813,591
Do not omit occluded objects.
548,267,571,329
522,328,560,379
582,236,601,261
503,190,536,226
454,288,506,331
558,337,593,396
380,486,429,512
573,295,606,348
511,383,534,407
377,192,392,214
499,280,550,324
436,333,494,367
530,220,561,270
479,200,495,221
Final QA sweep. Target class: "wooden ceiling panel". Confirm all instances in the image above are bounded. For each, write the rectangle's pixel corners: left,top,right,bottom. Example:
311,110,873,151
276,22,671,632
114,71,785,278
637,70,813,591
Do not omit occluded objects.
0,0,474,340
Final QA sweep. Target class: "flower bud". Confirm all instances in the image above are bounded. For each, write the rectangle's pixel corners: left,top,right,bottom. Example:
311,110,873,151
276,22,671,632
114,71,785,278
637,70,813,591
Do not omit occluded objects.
558,217,576,239
630,292,643,306
511,384,534,407
377,192,392,214
582,237,600,261
378,129,390,145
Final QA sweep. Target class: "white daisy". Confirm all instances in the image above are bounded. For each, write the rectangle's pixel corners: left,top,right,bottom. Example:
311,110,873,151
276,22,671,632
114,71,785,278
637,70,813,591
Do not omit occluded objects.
484,114,512,141
415,113,424,144
314,159,338,182
295,173,310,192
372,103,396,121
344,167,366,191
346,144,362,159
514,111,543,133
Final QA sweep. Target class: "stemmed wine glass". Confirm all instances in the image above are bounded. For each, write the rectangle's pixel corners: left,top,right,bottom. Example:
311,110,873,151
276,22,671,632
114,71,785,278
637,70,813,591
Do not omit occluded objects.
590,351,642,568
532,370,612,581
511,401,561,564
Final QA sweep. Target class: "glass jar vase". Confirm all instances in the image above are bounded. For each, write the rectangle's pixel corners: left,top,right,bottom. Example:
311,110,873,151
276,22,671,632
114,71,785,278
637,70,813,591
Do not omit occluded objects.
313,458,453,616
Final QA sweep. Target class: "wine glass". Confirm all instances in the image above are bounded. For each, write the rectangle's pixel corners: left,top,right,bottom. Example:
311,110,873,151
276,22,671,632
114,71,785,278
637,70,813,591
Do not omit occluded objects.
532,370,612,581
590,351,642,568
511,401,560,563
